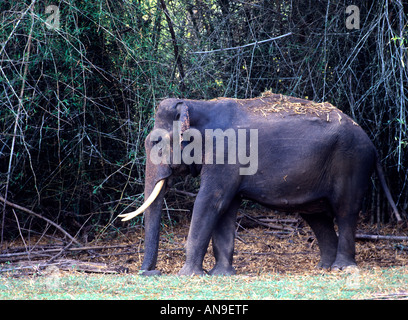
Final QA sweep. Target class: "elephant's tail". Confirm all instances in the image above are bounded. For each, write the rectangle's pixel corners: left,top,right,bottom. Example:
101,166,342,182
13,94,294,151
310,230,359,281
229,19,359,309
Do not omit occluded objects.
375,158,402,222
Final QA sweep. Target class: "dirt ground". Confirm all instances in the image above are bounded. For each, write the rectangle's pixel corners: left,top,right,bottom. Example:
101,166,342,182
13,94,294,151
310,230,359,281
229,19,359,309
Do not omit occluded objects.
1,210,407,276
88,211,408,275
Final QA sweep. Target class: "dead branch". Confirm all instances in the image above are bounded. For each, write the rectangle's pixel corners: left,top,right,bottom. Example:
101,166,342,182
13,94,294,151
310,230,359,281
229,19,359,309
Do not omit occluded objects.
238,212,296,232
0,244,133,262
356,234,408,241
367,292,408,300
258,217,299,224
170,188,197,197
0,194,81,247
193,32,292,54
0,243,185,263
0,259,120,274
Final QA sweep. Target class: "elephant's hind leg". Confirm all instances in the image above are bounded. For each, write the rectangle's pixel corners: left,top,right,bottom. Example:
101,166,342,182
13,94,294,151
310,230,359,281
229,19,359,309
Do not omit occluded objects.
301,212,338,269
331,204,359,270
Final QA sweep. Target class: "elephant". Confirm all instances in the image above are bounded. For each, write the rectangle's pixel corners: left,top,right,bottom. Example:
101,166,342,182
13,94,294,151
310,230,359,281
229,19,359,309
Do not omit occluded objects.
119,92,401,276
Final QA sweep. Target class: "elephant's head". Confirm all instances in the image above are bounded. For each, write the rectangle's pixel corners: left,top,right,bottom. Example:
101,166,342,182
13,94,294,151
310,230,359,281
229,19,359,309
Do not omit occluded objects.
118,99,200,273
119,99,196,222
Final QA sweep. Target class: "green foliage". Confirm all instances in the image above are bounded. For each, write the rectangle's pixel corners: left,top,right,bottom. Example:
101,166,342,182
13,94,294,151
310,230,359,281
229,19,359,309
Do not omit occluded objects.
0,0,407,239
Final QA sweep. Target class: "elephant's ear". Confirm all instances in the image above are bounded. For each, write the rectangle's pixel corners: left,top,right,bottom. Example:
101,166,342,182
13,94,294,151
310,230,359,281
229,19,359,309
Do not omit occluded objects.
176,102,190,137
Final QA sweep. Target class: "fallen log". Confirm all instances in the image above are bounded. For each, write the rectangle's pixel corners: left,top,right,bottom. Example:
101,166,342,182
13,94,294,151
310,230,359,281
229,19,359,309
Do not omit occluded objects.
356,234,408,241
0,244,133,262
0,259,121,274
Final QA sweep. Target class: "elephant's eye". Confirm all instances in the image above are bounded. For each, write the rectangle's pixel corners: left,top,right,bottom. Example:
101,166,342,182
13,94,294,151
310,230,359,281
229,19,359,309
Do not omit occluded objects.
174,113,180,121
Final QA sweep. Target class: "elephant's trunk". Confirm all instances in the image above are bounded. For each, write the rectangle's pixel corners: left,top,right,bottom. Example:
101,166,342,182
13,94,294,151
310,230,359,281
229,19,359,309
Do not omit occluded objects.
119,131,172,272
139,177,167,272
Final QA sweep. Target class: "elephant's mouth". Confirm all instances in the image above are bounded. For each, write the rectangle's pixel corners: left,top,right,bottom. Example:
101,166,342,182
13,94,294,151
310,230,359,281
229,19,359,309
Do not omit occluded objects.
118,179,165,221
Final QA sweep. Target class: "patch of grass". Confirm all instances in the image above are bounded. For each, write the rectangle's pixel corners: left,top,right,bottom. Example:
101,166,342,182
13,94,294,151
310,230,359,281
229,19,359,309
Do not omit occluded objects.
0,267,407,300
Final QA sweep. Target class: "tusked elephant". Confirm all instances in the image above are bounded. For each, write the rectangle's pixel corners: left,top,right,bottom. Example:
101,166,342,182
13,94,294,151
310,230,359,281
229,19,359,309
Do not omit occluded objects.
119,92,401,276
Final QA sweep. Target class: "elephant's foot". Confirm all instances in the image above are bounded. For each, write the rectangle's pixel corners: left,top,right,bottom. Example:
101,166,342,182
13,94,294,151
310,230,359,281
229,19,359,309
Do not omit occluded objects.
331,256,357,271
335,265,360,273
140,269,162,276
331,263,358,272
178,265,205,276
316,261,332,270
208,264,236,276
316,256,336,270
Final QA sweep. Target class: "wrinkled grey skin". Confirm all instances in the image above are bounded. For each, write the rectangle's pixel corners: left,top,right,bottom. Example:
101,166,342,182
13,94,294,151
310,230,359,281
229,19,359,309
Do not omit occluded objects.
136,95,398,276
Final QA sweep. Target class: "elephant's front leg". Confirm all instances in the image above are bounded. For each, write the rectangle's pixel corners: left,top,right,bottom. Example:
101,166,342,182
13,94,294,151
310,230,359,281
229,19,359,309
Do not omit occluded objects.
209,197,241,275
178,179,238,276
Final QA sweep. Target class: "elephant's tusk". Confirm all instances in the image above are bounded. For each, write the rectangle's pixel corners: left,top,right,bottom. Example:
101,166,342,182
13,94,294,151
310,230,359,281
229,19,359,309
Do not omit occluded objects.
119,179,165,222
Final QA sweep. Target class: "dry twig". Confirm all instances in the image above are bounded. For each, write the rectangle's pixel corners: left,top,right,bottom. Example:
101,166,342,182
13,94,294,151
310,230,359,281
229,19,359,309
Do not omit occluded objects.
0,195,81,247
